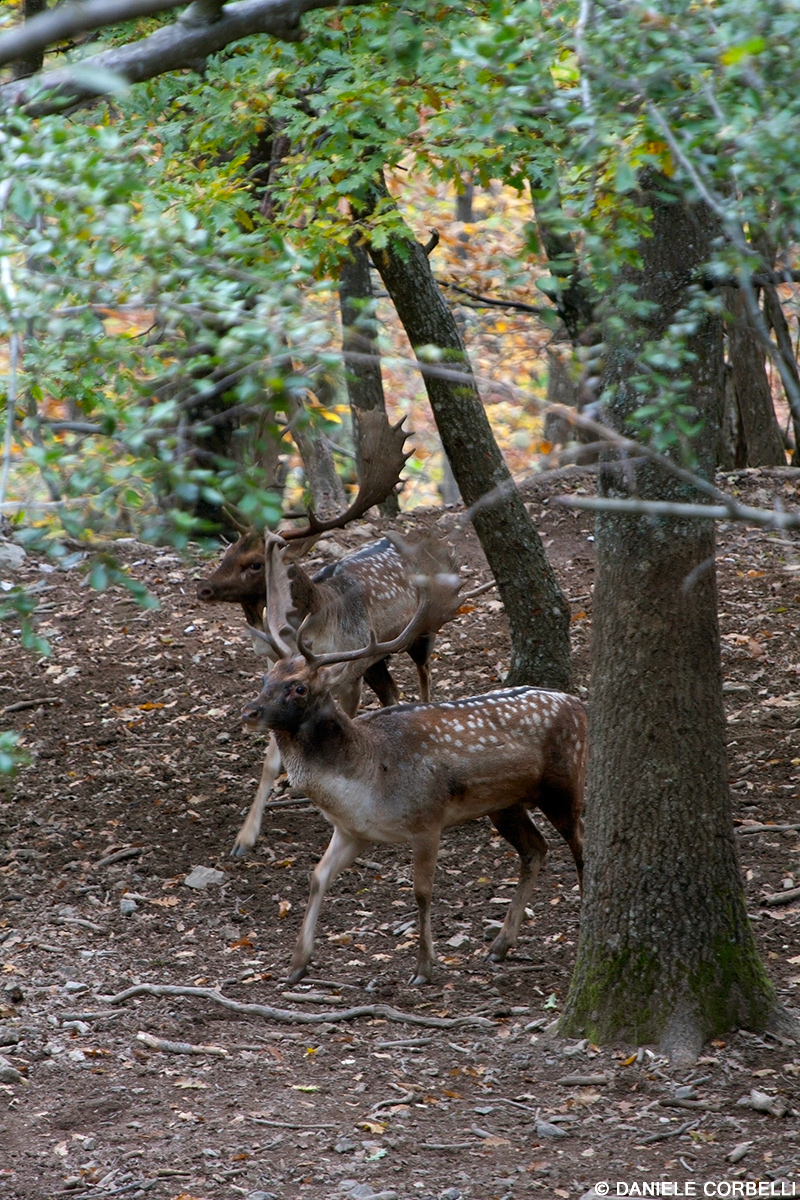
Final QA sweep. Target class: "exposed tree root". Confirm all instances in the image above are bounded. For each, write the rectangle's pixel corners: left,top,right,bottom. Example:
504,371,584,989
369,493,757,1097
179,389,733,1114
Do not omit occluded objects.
103,982,495,1029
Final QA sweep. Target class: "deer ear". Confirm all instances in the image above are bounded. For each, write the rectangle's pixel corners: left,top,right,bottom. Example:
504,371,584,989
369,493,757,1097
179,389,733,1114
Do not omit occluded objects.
318,661,351,690
287,562,320,621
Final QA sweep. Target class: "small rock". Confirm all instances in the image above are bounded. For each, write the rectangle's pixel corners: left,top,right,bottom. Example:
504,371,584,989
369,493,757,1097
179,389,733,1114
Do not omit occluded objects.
61,982,88,995
119,898,138,916
727,1142,751,1163
0,1028,20,1047
0,540,26,569
335,1139,358,1154
535,1119,569,1138
245,1192,278,1200
0,1061,24,1084
184,865,227,890
737,1088,788,1117
440,1191,462,1200
446,933,470,948
675,1085,697,1100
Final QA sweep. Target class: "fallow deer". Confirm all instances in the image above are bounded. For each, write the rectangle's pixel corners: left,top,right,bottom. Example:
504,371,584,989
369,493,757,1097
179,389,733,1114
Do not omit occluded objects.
197,411,462,855
241,583,587,985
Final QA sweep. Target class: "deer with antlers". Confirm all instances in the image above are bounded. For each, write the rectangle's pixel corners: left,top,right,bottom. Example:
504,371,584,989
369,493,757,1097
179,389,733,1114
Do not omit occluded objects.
197,410,463,856
241,580,587,985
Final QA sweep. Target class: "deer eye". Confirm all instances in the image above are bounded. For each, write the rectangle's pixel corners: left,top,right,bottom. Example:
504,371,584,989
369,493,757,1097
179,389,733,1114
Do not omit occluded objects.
247,559,264,572
294,683,307,697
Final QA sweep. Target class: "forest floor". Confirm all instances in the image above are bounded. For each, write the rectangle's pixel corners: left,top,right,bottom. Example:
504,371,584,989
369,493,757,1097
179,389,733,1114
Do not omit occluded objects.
1,466,799,1200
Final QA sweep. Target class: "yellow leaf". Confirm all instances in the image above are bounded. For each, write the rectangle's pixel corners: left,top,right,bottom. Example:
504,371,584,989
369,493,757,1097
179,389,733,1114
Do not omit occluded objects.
357,1120,386,1134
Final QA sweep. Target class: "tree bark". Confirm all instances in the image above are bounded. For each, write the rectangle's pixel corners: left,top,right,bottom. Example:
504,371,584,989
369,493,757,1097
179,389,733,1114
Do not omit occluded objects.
12,0,47,80
338,236,399,516
560,176,776,1064
368,198,572,691
725,288,787,466
762,282,800,466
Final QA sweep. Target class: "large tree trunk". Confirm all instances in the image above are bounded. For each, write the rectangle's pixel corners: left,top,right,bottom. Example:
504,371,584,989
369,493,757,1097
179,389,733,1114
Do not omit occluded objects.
560,176,776,1065
338,236,399,516
367,195,572,691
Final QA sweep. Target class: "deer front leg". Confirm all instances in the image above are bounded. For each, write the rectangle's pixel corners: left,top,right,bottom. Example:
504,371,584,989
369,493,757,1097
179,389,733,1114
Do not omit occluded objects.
408,634,435,702
231,735,282,858
287,826,369,984
486,805,548,963
409,831,441,985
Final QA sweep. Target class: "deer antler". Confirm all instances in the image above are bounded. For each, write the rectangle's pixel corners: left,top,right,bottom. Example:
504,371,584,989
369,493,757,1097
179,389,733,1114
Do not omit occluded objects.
263,533,299,659
280,409,411,543
295,570,460,671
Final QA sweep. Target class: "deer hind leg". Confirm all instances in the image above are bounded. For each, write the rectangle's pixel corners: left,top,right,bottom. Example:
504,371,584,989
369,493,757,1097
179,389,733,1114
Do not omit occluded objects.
231,734,282,858
486,805,548,963
409,830,441,985
334,678,364,719
408,634,436,701
363,658,401,707
287,826,369,985
537,782,585,890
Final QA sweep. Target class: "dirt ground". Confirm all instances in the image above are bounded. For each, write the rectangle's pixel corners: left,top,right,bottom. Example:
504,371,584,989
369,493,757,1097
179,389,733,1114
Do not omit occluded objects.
1,467,799,1200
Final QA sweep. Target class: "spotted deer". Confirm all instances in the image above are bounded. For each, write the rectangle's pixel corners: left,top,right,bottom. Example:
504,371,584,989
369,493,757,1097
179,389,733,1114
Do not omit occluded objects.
241,582,587,985
196,411,461,857
204,529,462,857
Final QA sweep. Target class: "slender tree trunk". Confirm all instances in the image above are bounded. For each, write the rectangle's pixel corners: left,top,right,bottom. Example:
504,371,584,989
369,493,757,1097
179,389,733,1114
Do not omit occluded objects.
762,283,800,465
12,0,47,79
367,194,572,691
725,288,787,466
338,235,399,516
561,176,776,1065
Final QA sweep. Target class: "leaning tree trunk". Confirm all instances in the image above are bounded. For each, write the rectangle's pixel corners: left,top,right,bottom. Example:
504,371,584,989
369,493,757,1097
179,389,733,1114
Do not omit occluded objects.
560,176,776,1065
367,195,572,691
725,287,787,466
338,235,399,516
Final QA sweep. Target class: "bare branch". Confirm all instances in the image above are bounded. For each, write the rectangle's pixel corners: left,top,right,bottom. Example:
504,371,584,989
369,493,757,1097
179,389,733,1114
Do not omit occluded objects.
555,493,800,531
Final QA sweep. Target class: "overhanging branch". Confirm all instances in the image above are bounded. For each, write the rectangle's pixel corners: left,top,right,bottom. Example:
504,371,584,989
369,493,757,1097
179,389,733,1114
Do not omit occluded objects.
0,0,375,114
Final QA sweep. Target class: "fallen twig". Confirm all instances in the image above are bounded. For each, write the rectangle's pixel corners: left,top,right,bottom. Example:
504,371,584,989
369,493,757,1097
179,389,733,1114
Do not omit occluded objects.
103,982,496,1029
658,1097,719,1111
136,1031,228,1056
250,1116,339,1130
94,846,145,868
55,916,106,933
420,1141,475,1150
60,1010,122,1023
763,887,800,907
370,1089,415,1111
737,823,800,835
639,1119,697,1145
2,696,61,714
376,1036,434,1049
558,1073,611,1086
281,990,347,1005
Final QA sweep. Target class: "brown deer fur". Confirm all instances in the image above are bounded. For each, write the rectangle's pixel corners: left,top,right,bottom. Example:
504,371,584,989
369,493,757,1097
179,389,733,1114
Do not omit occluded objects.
242,646,586,985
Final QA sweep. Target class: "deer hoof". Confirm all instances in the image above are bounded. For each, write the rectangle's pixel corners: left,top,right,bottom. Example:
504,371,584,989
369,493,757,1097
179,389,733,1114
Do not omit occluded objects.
230,842,249,859
486,941,510,964
286,964,309,985
408,970,432,986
